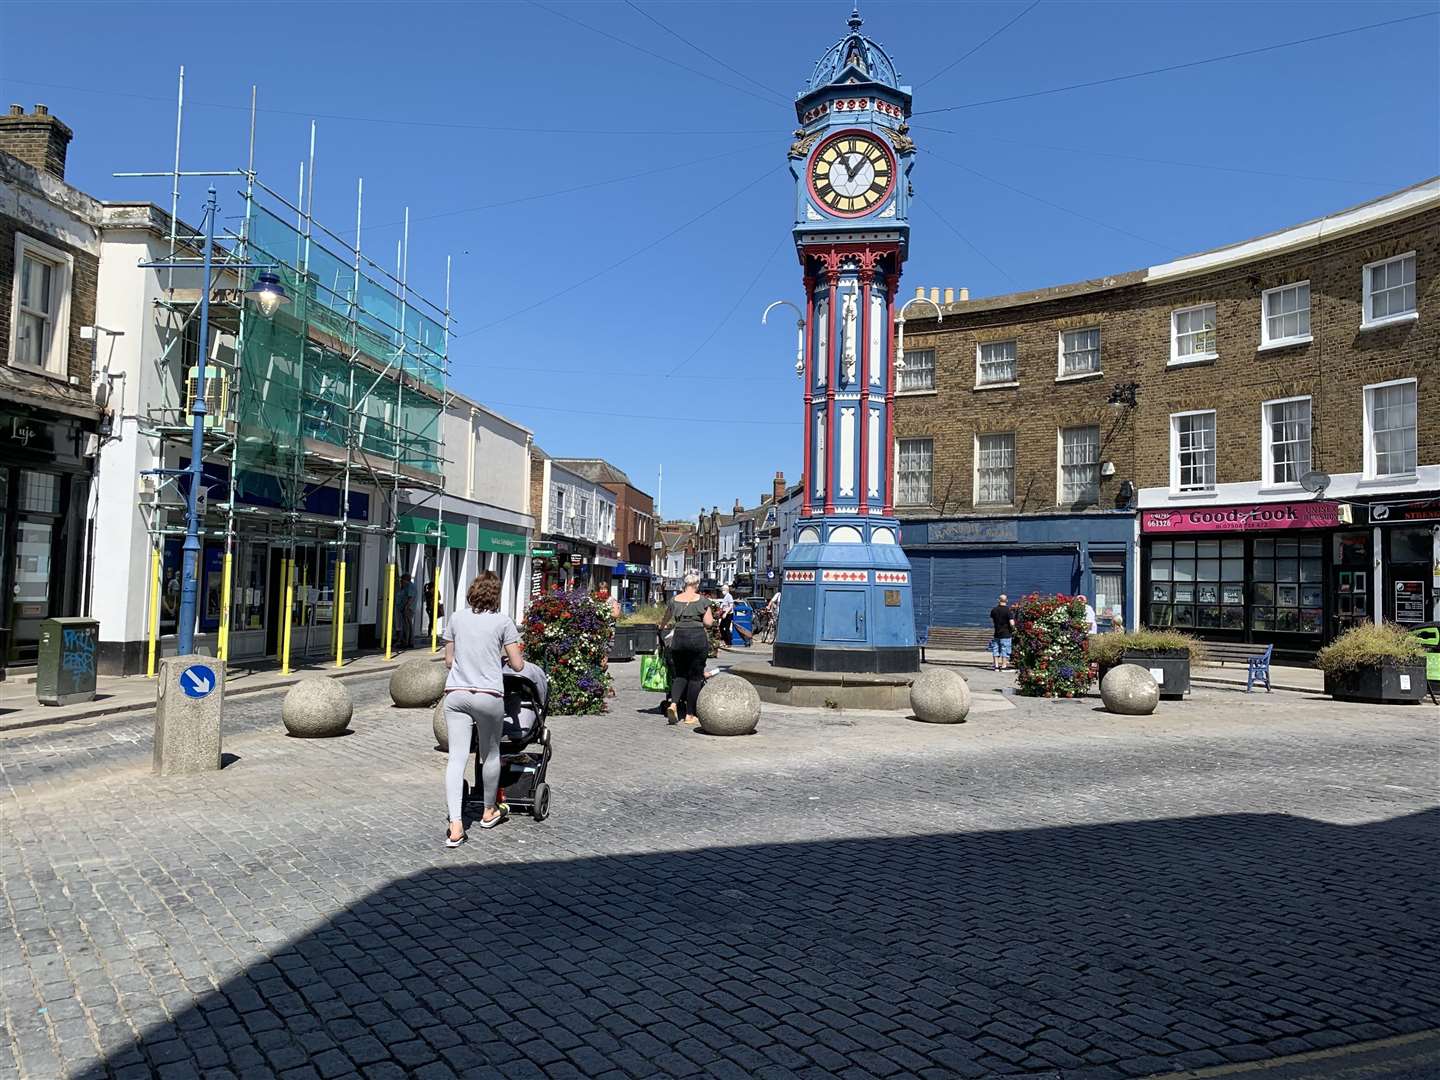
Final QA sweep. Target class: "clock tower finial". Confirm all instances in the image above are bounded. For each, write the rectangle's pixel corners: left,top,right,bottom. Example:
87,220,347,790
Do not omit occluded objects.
848,5,863,30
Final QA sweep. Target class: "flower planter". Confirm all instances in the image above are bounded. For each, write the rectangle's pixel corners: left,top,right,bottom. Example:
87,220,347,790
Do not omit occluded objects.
629,623,660,654
609,627,636,662
1324,662,1426,704
1120,649,1190,700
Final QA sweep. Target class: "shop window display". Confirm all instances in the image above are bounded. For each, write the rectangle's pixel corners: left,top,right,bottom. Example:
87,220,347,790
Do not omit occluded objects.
1149,539,1246,630
1250,538,1323,633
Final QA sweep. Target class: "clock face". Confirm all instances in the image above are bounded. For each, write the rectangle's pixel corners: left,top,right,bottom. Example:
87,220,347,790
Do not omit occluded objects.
810,132,893,217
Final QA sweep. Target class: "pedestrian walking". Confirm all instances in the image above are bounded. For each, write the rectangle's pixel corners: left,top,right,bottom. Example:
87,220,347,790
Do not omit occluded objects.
1083,599,1098,636
396,573,416,649
718,584,736,647
989,593,1015,672
659,571,714,725
442,571,526,846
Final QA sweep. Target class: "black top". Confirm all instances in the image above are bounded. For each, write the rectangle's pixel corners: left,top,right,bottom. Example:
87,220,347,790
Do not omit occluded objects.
669,598,708,628
990,605,1013,638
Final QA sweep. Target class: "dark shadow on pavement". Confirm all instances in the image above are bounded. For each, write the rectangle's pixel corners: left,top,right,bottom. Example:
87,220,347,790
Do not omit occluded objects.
83,810,1440,1079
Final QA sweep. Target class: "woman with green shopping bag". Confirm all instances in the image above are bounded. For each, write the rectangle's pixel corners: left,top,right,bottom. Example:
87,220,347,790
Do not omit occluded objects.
657,571,714,724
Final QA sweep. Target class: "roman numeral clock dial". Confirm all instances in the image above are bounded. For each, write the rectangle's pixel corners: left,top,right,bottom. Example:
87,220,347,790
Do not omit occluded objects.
810,132,893,217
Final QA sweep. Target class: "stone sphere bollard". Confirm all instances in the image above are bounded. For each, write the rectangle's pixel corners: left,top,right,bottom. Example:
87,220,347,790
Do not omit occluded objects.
432,698,449,750
910,668,972,724
695,673,761,736
282,676,354,738
1100,664,1161,716
390,659,447,708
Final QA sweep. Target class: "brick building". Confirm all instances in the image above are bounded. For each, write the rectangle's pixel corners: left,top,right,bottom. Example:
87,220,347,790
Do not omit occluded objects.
554,459,657,607
894,178,1438,655
0,105,103,669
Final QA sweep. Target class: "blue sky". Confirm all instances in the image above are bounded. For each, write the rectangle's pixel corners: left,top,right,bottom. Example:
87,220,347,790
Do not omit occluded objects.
5,1,1437,519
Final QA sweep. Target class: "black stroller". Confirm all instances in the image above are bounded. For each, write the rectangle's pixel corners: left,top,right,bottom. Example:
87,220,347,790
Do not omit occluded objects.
463,662,552,821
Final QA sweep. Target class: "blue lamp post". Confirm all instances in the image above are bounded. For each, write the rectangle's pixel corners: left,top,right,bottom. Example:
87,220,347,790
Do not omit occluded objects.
154,186,289,657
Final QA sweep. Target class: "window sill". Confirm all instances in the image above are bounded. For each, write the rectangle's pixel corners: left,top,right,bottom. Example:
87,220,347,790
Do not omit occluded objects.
1055,370,1103,383
1166,355,1218,369
1166,489,1219,500
1258,484,1304,495
1357,473,1419,488
974,502,1016,510
1359,311,1419,332
5,358,70,385
1257,336,1312,353
973,381,1020,392
895,388,939,397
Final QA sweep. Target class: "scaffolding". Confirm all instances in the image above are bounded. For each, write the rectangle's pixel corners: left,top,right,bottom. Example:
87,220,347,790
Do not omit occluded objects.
126,88,450,675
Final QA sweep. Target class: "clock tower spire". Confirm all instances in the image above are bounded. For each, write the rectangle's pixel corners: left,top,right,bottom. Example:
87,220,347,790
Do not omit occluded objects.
773,5,920,674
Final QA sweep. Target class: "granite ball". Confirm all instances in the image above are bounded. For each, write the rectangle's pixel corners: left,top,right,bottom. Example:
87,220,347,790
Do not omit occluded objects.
695,673,761,736
910,668,972,724
390,659,447,708
1100,664,1161,716
282,677,353,738
433,698,448,750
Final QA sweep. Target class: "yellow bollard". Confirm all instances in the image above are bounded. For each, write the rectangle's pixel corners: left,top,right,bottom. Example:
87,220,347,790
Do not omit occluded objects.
281,556,295,675
146,545,161,677
218,549,233,663
383,562,396,659
334,559,347,668
430,574,440,654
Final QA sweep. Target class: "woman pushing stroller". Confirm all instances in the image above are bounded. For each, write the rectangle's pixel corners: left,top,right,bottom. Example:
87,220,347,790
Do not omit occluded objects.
658,571,714,725
442,571,525,846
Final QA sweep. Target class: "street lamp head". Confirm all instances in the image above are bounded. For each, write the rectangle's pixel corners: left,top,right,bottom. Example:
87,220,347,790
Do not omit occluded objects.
248,271,290,317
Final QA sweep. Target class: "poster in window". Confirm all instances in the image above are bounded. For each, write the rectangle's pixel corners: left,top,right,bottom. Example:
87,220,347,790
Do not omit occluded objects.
1353,571,1366,593
1276,584,1298,607
1197,584,1219,604
1174,584,1194,603
1300,585,1323,608
1394,580,1425,625
1151,584,1170,603
1221,584,1244,605
1338,571,1351,594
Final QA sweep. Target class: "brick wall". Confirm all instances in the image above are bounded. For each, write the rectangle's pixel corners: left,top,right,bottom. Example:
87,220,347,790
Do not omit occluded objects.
0,210,100,391
0,106,72,180
894,203,1439,513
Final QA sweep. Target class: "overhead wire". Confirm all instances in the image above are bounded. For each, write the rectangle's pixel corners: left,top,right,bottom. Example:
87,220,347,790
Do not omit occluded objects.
910,124,1389,187
0,77,775,138
527,0,789,110
923,147,1180,252
367,140,772,231
479,400,797,426
452,163,785,339
915,11,1440,115
912,193,1019,288
665,234,789,376
622,0,792,102
915,0,1042,89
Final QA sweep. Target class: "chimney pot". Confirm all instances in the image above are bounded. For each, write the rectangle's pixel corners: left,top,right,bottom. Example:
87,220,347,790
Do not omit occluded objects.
914,286,924,299
943,287,954,304
959,287,969,301
34,104,48,116
0,103,73,180
8,105,21,116
928,287,940,303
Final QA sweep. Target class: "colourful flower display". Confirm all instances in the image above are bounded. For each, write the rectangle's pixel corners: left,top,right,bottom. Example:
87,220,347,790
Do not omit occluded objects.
522,590,614,715
1012,593,1096,698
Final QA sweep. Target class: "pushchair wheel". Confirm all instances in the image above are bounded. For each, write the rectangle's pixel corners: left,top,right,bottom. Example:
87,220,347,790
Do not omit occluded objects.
532,782,551,822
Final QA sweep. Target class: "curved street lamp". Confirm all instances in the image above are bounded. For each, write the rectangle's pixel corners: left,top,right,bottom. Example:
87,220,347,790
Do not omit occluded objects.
761,299,806,377
894,295,943,377
247,271,291,317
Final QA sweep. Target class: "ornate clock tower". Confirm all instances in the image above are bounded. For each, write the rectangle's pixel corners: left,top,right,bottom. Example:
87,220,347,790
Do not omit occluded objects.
774,6,920,673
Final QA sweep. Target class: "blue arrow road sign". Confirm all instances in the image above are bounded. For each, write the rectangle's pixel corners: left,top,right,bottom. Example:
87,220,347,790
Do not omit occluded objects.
180,665,215,698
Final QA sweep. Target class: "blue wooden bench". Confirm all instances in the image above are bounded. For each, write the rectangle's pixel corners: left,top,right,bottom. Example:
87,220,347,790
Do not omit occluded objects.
1204,641,1274,692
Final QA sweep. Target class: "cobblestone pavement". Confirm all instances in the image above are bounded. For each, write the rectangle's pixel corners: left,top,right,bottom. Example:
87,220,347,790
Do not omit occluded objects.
2,661,1436,1080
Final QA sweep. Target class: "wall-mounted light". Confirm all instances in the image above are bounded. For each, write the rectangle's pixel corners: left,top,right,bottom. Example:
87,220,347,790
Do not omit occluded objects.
1100,460,1116,477
1107,382,1140,409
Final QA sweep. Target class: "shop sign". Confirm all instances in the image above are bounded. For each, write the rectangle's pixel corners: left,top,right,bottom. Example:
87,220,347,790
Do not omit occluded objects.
929,519,1019,544
476,527,525,555
1395,580,1426,625
1368,498,1440,524
4,415,45,448
530,547,556,558
1141,501,1342,534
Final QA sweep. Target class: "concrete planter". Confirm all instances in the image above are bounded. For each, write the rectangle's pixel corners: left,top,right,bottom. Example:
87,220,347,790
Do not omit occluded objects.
1324,663,1426,704
1119,649,1190,700
629,624,660,654
609,627,636,662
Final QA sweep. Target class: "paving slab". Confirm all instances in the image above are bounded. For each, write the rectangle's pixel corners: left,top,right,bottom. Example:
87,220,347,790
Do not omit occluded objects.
2,656,1436,1080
